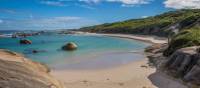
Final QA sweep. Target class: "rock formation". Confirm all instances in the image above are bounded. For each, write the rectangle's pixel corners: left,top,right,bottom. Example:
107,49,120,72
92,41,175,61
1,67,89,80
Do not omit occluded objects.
165,46,200,86
0,49,63,88
146,45,200,87
19,39,32,44
62,42,77,51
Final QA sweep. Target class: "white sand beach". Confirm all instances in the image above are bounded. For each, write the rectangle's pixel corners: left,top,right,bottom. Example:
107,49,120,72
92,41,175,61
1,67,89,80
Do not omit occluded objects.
51,34,187,88
99,33,167,44
52,58,157,88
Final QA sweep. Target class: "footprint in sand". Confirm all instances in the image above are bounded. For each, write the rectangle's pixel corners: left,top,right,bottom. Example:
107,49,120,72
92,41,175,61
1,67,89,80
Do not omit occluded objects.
82,80,88,84
118,83,124,86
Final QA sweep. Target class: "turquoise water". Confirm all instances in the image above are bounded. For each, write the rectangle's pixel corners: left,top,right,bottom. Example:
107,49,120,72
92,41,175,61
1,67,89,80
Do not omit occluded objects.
0,34,150,69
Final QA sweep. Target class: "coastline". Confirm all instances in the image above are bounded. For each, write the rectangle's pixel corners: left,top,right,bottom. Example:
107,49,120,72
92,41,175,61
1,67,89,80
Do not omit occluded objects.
78,32,167,44
51,33,187,88
0,33,187,88
100,33,167,44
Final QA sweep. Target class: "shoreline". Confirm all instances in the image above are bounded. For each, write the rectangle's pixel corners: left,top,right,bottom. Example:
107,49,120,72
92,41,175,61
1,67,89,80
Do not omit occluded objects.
78,32,167,44
0,33,186,88
51,33,186,88
100,33,167,44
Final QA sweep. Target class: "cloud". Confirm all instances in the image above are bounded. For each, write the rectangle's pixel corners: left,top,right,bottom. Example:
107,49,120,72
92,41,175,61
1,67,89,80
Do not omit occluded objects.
75,4,96,9
39,0,152,8
79,0,100,4
0,16,99,30
141,15,148,18
0,19,3,24
79,0,153,6
40,0,68,7
108,0,152,5
164,0,200,9
0,9,16,14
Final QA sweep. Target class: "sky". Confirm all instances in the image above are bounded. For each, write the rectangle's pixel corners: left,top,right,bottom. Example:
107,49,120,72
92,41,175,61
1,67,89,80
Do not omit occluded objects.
0,0,199,30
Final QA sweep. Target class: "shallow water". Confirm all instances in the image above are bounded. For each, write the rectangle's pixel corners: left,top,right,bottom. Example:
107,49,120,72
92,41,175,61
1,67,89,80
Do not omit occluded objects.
0,34,150,70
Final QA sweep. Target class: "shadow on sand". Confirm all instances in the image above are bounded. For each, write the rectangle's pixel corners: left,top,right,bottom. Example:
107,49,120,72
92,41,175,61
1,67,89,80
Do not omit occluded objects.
148,71,188,88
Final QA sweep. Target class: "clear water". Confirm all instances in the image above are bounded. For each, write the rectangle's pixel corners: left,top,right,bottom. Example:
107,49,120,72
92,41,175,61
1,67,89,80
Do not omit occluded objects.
0,34,150,70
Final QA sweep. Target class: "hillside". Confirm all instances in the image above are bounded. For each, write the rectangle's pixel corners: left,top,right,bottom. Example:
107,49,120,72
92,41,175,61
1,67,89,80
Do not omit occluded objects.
79,9,200,37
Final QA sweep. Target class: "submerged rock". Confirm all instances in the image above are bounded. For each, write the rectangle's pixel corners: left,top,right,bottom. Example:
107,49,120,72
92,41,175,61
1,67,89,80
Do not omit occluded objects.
19,39,32,44
62,42,77,51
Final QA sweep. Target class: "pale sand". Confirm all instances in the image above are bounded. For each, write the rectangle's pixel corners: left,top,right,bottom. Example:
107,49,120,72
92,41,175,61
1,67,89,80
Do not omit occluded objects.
51,58,157,88
96,33,167,44
51,33,187,88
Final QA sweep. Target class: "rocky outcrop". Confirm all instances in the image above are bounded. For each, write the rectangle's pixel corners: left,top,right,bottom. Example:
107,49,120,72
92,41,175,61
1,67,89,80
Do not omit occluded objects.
62,42,77,51
19,39,32,44
165,46,200,86
146,45,200,87
0,49,63,88
145,43,168,67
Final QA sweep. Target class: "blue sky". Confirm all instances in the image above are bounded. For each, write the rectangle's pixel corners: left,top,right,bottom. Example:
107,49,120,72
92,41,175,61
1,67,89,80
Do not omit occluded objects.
0,0,199,30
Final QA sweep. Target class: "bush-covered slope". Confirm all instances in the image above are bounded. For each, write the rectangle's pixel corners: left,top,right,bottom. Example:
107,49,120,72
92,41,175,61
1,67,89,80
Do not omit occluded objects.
164,27,200,56
79,9,200,37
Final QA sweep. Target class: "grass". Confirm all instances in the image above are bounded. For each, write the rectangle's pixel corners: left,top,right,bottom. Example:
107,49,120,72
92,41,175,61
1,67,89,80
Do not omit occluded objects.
164,27,200,56
80,9,200,37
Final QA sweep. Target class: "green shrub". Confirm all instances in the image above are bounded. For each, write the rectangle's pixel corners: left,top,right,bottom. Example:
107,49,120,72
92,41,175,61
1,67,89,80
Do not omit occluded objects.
164,27,200,56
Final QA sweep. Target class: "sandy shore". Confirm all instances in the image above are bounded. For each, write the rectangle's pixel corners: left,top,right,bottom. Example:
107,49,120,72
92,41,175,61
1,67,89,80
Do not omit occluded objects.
96,33,167,44
52,58,157,88
51,33,187,88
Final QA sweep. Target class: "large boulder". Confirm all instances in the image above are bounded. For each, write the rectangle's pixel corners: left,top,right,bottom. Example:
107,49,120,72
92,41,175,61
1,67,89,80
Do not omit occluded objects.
62,42,77,51
19,39,32,44
0,49,63,88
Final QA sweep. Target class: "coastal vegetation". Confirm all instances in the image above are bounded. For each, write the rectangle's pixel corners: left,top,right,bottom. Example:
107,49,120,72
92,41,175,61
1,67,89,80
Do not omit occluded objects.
80,9,200,37
164,27,200,56
79,9,200,56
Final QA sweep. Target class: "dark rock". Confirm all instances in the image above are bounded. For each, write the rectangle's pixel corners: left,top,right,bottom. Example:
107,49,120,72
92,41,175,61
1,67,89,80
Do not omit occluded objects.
19,39,32,44
164,46,200,85
32,50,38,53
146,44,200,86
62,42,77,51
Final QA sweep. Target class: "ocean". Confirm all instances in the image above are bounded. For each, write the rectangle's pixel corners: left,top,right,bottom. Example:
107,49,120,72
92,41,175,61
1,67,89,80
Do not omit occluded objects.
0,33,150,70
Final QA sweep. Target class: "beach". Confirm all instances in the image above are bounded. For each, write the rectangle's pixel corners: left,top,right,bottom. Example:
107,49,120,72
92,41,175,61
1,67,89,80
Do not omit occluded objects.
50,34,187,88
0,33,188,88
52,58,157,88
79,32,167,44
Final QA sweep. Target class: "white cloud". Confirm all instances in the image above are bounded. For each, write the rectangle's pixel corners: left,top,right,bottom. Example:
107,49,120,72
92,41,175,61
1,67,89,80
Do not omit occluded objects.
164,0,200,9
40,0,152,8
79,0,101,4
79,0,153,6
108,0,151,5
141,15,148,18
0,9,16,14
0,19,3,24
40,1,67,6
0,17,99,30
75,3,96,9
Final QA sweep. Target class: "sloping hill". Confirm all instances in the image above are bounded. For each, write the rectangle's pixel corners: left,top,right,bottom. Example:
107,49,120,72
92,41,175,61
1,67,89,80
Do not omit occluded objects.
79,9,200,37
